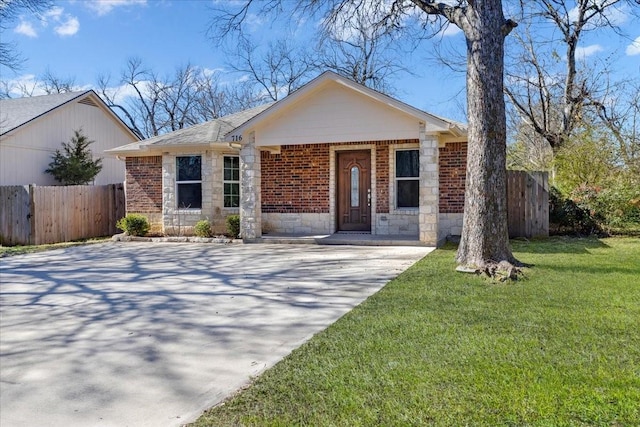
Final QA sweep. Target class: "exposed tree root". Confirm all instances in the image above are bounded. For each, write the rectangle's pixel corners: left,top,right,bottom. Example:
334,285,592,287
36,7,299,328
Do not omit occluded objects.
456,260,528,282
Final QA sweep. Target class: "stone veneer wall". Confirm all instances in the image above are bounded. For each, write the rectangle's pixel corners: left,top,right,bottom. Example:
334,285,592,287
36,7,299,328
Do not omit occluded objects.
418,129,439,244
262,213,332,235
162,151,236,235
438,213,464,241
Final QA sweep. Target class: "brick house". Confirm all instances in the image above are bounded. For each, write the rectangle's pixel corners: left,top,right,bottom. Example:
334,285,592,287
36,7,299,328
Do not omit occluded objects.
108,71,467,244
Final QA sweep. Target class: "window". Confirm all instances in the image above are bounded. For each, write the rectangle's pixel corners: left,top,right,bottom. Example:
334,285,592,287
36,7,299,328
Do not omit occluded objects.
350,166,360,207
224,156,240,208
395,149,419,208
176,156,202,209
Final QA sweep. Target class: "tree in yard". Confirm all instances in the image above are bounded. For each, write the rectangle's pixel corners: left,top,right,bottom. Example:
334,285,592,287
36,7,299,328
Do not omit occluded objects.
505,0,640,153
210,0,521,274
45,129,103,185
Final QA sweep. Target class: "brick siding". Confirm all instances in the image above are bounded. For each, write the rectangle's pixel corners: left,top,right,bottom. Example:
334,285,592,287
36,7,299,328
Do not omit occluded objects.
125,156,162,213
375,144,390,213
261,145,330,213
261,140,416,214
439,142,467,213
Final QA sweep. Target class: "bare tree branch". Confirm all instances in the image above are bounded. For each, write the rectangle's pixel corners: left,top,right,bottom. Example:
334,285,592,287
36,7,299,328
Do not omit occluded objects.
0,0,53,72
506,0,639,151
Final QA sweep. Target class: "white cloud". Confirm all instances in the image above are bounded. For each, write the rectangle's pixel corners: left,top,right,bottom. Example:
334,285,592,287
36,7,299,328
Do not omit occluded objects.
14,21,38,38
245,13,266,32
20,6,80,38
3,74,47,97
44,6,64,21
102,81,152,105
438,23,462,38
55,16,80,36
202,67,225,78
626,36,640,56
575,44,604,60
85,0,147,16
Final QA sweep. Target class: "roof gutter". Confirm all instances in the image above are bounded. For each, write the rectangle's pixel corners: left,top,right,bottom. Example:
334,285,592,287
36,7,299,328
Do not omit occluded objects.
447,124,467,137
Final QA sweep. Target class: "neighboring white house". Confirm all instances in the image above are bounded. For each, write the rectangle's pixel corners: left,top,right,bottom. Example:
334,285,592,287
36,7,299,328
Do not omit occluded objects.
0,90,140,186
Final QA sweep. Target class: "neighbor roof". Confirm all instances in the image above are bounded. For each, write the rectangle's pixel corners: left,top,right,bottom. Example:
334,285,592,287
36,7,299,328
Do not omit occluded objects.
1,91,89,135
0,90,140,140
106,103,273,155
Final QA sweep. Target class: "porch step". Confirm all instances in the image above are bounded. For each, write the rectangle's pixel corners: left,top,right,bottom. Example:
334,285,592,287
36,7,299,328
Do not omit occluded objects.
247,233,430,247
317,234,430,247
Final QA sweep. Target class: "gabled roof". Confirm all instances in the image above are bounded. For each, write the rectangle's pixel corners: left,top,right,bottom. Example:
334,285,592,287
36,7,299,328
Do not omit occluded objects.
0,90,140,140
106,103,273,156
107,71,467,156
228,70,467,139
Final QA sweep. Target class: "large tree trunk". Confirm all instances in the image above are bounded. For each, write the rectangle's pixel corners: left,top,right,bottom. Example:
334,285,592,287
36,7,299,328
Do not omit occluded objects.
455,0,519,269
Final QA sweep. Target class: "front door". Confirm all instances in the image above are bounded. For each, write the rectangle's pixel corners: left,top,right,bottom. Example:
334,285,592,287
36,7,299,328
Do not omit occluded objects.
337,150,371,232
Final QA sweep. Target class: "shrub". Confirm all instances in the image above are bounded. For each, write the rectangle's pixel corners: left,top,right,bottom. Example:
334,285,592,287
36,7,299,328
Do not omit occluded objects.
116,214,150,237
586,182,640,229
226,215,240,238
549,187,601,235
194,219,213,238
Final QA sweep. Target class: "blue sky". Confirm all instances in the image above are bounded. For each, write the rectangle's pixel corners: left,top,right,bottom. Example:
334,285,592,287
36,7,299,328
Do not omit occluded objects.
1,0,639,124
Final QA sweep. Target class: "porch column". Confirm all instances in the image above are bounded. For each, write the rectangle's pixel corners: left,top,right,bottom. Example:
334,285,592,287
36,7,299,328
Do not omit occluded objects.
419,123,439,245
240,134,262,240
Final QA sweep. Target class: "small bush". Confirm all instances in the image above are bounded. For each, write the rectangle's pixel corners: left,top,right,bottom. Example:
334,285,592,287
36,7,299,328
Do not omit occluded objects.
549,187,601,235
226,215,240,238
194,219,213,238
577,182,640,230
116,214,150,237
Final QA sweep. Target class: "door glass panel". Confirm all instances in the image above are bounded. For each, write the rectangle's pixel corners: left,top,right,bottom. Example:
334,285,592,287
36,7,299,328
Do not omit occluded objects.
350,166,359,207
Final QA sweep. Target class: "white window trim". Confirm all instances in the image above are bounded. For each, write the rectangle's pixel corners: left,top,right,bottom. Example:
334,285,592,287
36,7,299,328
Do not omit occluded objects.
175,155,202,210
223,155,240,208
391,146,420,212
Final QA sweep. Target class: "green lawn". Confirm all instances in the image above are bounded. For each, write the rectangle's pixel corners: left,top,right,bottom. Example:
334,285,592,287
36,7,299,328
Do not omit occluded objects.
0,238,110,257
191,237,640,427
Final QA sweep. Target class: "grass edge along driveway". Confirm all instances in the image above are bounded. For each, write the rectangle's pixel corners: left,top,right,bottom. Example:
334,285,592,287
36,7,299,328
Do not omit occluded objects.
191,237,640,427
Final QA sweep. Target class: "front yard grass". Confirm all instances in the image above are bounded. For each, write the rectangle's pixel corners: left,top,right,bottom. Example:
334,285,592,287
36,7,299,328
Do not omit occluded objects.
0,237,110,257
192,236,640,426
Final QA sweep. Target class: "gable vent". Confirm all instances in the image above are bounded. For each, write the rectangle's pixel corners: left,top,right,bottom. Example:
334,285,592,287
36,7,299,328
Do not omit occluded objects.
78,97,98,107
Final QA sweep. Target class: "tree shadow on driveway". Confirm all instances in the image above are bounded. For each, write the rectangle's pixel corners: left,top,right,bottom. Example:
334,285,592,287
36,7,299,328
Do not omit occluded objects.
0,242,431,427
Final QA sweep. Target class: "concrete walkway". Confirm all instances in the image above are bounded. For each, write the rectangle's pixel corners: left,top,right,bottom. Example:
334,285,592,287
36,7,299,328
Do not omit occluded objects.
0,242,433,427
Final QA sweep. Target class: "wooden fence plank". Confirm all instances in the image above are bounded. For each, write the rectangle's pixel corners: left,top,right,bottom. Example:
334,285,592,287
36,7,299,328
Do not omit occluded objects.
3,175,545,245
507,171,549,238
0,184,125,246
0,185,31,245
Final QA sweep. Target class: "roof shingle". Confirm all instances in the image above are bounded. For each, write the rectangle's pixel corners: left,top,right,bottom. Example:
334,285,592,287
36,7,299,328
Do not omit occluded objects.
0,91,91,135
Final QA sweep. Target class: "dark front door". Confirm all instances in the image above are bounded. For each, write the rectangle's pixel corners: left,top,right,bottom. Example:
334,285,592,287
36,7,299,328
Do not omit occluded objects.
337,150,371,232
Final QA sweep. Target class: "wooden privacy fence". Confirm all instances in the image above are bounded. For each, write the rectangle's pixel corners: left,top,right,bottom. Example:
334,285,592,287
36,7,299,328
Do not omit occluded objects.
0,184,125,246
507,171,549,238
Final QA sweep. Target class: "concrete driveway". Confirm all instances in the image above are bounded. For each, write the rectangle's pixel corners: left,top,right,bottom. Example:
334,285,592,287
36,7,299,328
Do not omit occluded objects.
0,242,433,427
